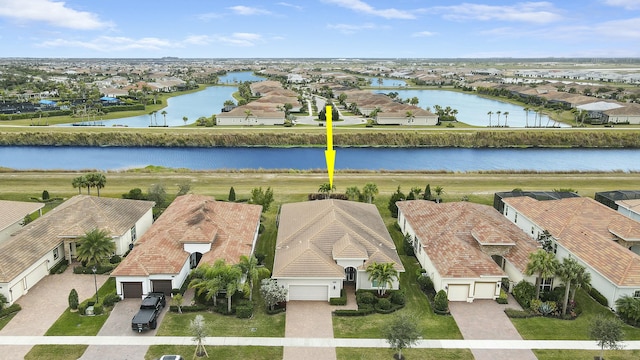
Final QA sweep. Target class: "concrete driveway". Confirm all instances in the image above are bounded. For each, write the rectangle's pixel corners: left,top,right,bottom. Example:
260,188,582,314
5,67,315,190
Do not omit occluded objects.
283,301,336,360
0,266,108,359
448,296,537,360
79,298,169,360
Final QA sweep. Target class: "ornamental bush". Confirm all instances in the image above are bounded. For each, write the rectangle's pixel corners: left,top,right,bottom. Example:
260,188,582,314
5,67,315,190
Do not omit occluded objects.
356,291,376,305
513,280,536,309
417,275,434,293
434,290,448,312
68,289,79,310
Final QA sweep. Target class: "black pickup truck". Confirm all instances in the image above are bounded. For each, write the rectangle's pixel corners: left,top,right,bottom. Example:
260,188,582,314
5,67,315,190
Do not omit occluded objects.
131,292,166,332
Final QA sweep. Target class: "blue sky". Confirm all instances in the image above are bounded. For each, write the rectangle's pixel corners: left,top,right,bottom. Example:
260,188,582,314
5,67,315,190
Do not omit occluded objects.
0,0,639,58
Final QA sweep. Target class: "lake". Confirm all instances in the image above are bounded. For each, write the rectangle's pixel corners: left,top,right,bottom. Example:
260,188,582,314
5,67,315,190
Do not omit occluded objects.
1,146,638,172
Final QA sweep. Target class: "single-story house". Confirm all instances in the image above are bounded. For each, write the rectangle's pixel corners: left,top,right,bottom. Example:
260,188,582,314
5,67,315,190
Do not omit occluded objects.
617,199,640,223
397,200,538,302
272,199,404,302
112,194,262,299
0,195,154,305
0,200,44,243
216,106,285,126
502,197,640,307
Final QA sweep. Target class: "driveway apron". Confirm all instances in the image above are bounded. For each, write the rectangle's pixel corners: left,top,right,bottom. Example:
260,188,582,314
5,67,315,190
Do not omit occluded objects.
448,297,537,360
0,265,108,359
79,299,168,360
284,301,336,360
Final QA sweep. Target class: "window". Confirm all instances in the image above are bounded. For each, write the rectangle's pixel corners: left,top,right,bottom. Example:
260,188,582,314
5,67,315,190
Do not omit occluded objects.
514,213,518,223
531,227,535,235
540,278,553,292
505,207,508,216
371,279,378,287
53,248,59,260
130,226,137,242
634,290,640,298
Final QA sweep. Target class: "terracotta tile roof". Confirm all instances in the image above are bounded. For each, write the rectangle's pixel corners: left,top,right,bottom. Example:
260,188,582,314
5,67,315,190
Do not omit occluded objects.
0,200,44,234
273,200,404,278
112,194,262,277
396,201,538,279
503,197,640,286
0,195,154,282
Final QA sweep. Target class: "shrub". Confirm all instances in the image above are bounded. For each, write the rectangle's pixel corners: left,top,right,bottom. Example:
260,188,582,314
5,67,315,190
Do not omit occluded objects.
334,307,375,316
434,290,448,312
171,288,181,295
102,293,121,307
235,302,254,319
93,304,104,315
538,301,556,316
376,298,392,311
109,255,122,264
68,289,79,310
390,290,406,305
254,253,266,265
73,264,116,274
513,280,536,309
589,287,608,307
78,302,88,315
417,275,434,293
403,234,415,256
49,259,69,274
356,291,376,305
42,190,50,200
496,289,508,304
330,289,347,306
170,304,208,313
0,304,21,317
504,308,534,318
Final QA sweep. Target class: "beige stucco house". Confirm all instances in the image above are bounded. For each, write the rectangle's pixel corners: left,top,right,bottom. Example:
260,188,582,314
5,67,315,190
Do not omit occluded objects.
0,195,154,305
272,199,404,301
112,194,262,298
0,200,44,243
397,200,538,302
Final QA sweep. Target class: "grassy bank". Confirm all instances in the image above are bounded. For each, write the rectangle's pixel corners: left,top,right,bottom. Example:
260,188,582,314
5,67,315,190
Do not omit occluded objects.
1,128,640,148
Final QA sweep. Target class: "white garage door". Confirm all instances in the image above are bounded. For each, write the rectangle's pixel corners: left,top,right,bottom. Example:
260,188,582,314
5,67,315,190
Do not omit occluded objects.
447,284,470,301
474,282,497,299
10,282,24,303
25,261,48,290
288,285,328,301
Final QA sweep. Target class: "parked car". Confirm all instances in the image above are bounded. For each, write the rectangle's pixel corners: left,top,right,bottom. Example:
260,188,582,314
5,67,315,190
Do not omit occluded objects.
131,292,165,332
159,356,184,360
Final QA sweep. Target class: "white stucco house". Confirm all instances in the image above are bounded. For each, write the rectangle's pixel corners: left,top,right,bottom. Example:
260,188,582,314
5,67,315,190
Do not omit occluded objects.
617,199,640,223
112,194,262,299
216,106,285,126
397,200,538,302
503,197,640,307
0,195,154,305
272,199,404,301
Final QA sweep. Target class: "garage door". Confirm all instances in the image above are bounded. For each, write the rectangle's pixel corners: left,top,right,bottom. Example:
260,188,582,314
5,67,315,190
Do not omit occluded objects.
152,280,173,296
10,282,24,303
474,282,497,299
25,261,48,290
288,285,328,301
122,282,143,299
447,284,470,301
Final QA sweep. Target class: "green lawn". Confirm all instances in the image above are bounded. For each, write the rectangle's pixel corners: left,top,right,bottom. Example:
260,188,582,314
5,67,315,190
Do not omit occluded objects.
511,289,640,340
45,277,116,336
24,345,87,360
145,345,282,360
534,349,640,360
0,312,17,331
337,348,474,360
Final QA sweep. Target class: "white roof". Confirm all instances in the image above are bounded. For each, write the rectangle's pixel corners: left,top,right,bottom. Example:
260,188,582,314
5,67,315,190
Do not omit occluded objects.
577,101,624,111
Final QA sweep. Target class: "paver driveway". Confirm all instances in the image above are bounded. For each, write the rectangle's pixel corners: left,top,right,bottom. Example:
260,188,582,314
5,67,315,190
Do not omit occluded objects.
284,301,336,360
0,265,108,359
448,296,537,360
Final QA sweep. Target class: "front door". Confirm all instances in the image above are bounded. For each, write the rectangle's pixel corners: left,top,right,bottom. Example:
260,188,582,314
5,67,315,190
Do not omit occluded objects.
345,267,356,282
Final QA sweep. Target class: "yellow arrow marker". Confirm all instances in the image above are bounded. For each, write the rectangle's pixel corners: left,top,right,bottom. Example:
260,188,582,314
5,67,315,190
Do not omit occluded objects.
324,105,336,188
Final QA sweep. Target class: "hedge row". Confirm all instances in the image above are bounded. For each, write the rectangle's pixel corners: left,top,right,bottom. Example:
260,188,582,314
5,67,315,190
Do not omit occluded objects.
169,304,208,313
49,259,69,274
0,304,22,318
73,264,116,275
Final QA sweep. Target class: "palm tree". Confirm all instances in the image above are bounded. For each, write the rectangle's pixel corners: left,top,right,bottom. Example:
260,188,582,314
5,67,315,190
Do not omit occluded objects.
405,110,414,124
75,229,114,267
503,111,509,127
244,109,253,125
86,172,106,197
362,183,379,203
487,111,493,127
72,175,87,194
495,111,502,127
523,107,529,127
148,111,154,126
345,186,361,201
366,262,398,296
161,110,167,126
318,183,335,199
182,116,188,125
238,255,270,301
221,265,242,313
556,257,588,316
525,249,559,300
189,261,225,306
433,186,444,203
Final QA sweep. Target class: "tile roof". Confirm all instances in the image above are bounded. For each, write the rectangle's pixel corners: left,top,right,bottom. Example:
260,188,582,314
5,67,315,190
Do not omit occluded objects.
0,200,44,234
273,200,404,278
0,195,155,282
396,201,538,279
112,194,262,277
503,197,640,286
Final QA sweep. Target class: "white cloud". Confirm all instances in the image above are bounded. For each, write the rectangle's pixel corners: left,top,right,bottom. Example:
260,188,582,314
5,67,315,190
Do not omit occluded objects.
197,12,222,21
430,2,562,24
0,0,112,30
37,36,176,51
327,23,379,34
228,5,272,16
603,0,640,10
214,32,264,47
184,35,213,45
277,2,303,11
412,31,436,37
323,0,415,19
595,17,640,38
